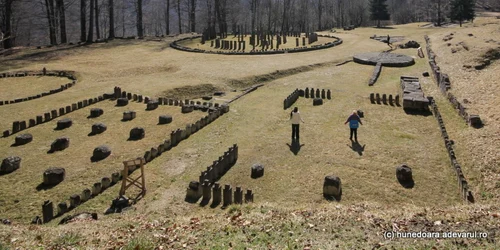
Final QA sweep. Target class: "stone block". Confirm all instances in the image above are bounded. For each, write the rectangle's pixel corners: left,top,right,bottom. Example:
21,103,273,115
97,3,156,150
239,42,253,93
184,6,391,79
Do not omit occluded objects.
50,137,70,152
323,175,342,200
122,111,136,121
56,118,72,130
234,186,243,204
251,164,264,179
117,98,129,106
101,177,111,189
43,167,65,186
42,200,53,223
159,115,173,124
57,202,68,215
92,145,111,161
92,182,102,195
129,127,145,140
1,156,21,174
15,134,33,145
91,123,107,135
70,194,81,208
313,98,323,106
90,108,104,118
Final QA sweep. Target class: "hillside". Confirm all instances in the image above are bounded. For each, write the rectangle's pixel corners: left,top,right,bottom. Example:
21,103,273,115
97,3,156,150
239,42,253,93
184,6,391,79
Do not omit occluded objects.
0,16,499,249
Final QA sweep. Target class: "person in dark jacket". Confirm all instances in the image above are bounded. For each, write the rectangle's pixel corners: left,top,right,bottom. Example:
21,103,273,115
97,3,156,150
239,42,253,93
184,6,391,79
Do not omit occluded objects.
344,110,363,141
290,107,304,140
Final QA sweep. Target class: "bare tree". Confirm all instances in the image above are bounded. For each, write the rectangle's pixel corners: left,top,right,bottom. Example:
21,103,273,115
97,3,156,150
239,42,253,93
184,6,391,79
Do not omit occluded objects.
1,0,14,48
137,0,143,37
164,0,170,35
44,0,57,45
95,0,100,39
80,0,86,42
189,0,196,32
175,0,181,33
108,0,114,38
87,0,94,43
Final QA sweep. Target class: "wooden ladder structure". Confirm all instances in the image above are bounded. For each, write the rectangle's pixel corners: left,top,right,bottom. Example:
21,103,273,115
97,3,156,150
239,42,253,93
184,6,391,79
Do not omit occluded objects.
120,158,146,202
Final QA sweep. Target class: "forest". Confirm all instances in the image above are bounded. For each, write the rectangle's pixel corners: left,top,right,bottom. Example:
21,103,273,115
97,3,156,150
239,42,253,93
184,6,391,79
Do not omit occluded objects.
0,0,497,47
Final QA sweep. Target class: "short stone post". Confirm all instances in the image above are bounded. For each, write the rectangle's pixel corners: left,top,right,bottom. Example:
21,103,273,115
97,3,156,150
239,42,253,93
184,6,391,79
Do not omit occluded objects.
327,89,331,100
57,202,68,215
234,186,243,204
42,200,53,223
323,175,342,200
92,182,102,196
376,93,381,104
70,194,81,208
245,189,254,203
389,95,394,105
81,188,91,202
223,184,232,207
202,180,211,202
212,183,222,205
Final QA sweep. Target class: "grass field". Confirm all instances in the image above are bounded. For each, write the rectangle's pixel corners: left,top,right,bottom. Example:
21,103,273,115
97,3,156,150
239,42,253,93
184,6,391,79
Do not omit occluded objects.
0,17,499,249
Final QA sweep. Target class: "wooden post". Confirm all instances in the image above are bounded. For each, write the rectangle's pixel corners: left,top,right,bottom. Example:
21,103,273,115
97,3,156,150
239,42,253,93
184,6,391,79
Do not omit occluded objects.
120,158,146,201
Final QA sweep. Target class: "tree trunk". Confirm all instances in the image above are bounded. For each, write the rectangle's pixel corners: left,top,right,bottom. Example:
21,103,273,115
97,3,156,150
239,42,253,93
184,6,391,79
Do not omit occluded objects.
88,0,94,43
437,0,441,26
3,0,14,49
165,0,170,35
56,0,67,43
137,0,144,37
80,0,86,42
45,0,57,45
190,0,196,32
318,0,322,30
176,0,182,34
109,0,115,38
95,0,100,39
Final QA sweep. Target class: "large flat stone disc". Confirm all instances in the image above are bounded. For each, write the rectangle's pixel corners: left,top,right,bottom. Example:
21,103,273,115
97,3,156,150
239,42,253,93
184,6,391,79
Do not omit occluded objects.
353,52,415,67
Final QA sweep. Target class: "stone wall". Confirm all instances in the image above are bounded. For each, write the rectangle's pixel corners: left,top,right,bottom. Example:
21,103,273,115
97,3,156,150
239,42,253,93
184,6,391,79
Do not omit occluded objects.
424,36,482,128
429,98,474,203
0,70,77,106
399,76,429,111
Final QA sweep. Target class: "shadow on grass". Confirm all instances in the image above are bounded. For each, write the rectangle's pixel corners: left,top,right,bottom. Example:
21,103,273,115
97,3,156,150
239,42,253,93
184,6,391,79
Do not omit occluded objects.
374,26,396,29
404,108,433,116
286,138,304,155
348,140,365,156
398,179,415,189
36,182,58,191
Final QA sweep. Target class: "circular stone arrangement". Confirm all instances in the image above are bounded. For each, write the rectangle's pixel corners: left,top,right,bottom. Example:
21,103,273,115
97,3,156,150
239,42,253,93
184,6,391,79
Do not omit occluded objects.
353,52,415,67
0,70,77,106
171,34,343,55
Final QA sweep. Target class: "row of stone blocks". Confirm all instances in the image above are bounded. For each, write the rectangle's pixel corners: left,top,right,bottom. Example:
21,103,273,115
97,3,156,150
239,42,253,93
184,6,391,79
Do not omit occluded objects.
3,94,109,138
114,86,221,112
36,96,230,223
142,106,229,164
0,70,77,106
188,181,253,207
424,36,482,128
40,172,122,224
198,144,238,186
368,62,382,86
301,88,332,100
430,99,474,203
284,89,300,110
370,93,400,106
171,36,342,55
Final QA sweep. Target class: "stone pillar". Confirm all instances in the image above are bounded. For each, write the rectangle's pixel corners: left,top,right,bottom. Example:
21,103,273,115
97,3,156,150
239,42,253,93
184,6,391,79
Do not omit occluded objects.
36,115,43,124
12,121,20,133
310,88,315,98
223,184,232,207
376,93,381,104
71,103,77,111
202,180,211,202
101,177,111,189
59,107,65,116
395,94,400,106
323,175,342,200
81,188,92,202
305,87,309,98
382,94,387,104
57,202,68,215
315,89,320,98
70,194,81,208
42,200,53,223
212,183,222,205
245,189,254,203
302,37,306,46
389,95,394,105
234,186,243,204
370,93,375,103
29,119,36,127
65,106,71,114
321,89,326,99
111,172,120,184
92,182,102,196
44,112,51,122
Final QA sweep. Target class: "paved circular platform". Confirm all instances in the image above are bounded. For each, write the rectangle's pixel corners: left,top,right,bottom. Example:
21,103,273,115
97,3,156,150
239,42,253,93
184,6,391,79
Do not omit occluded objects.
353,52,415,67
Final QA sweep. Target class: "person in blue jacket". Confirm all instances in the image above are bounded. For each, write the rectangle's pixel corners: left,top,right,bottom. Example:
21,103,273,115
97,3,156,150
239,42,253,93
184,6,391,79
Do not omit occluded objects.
344,110,363,141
